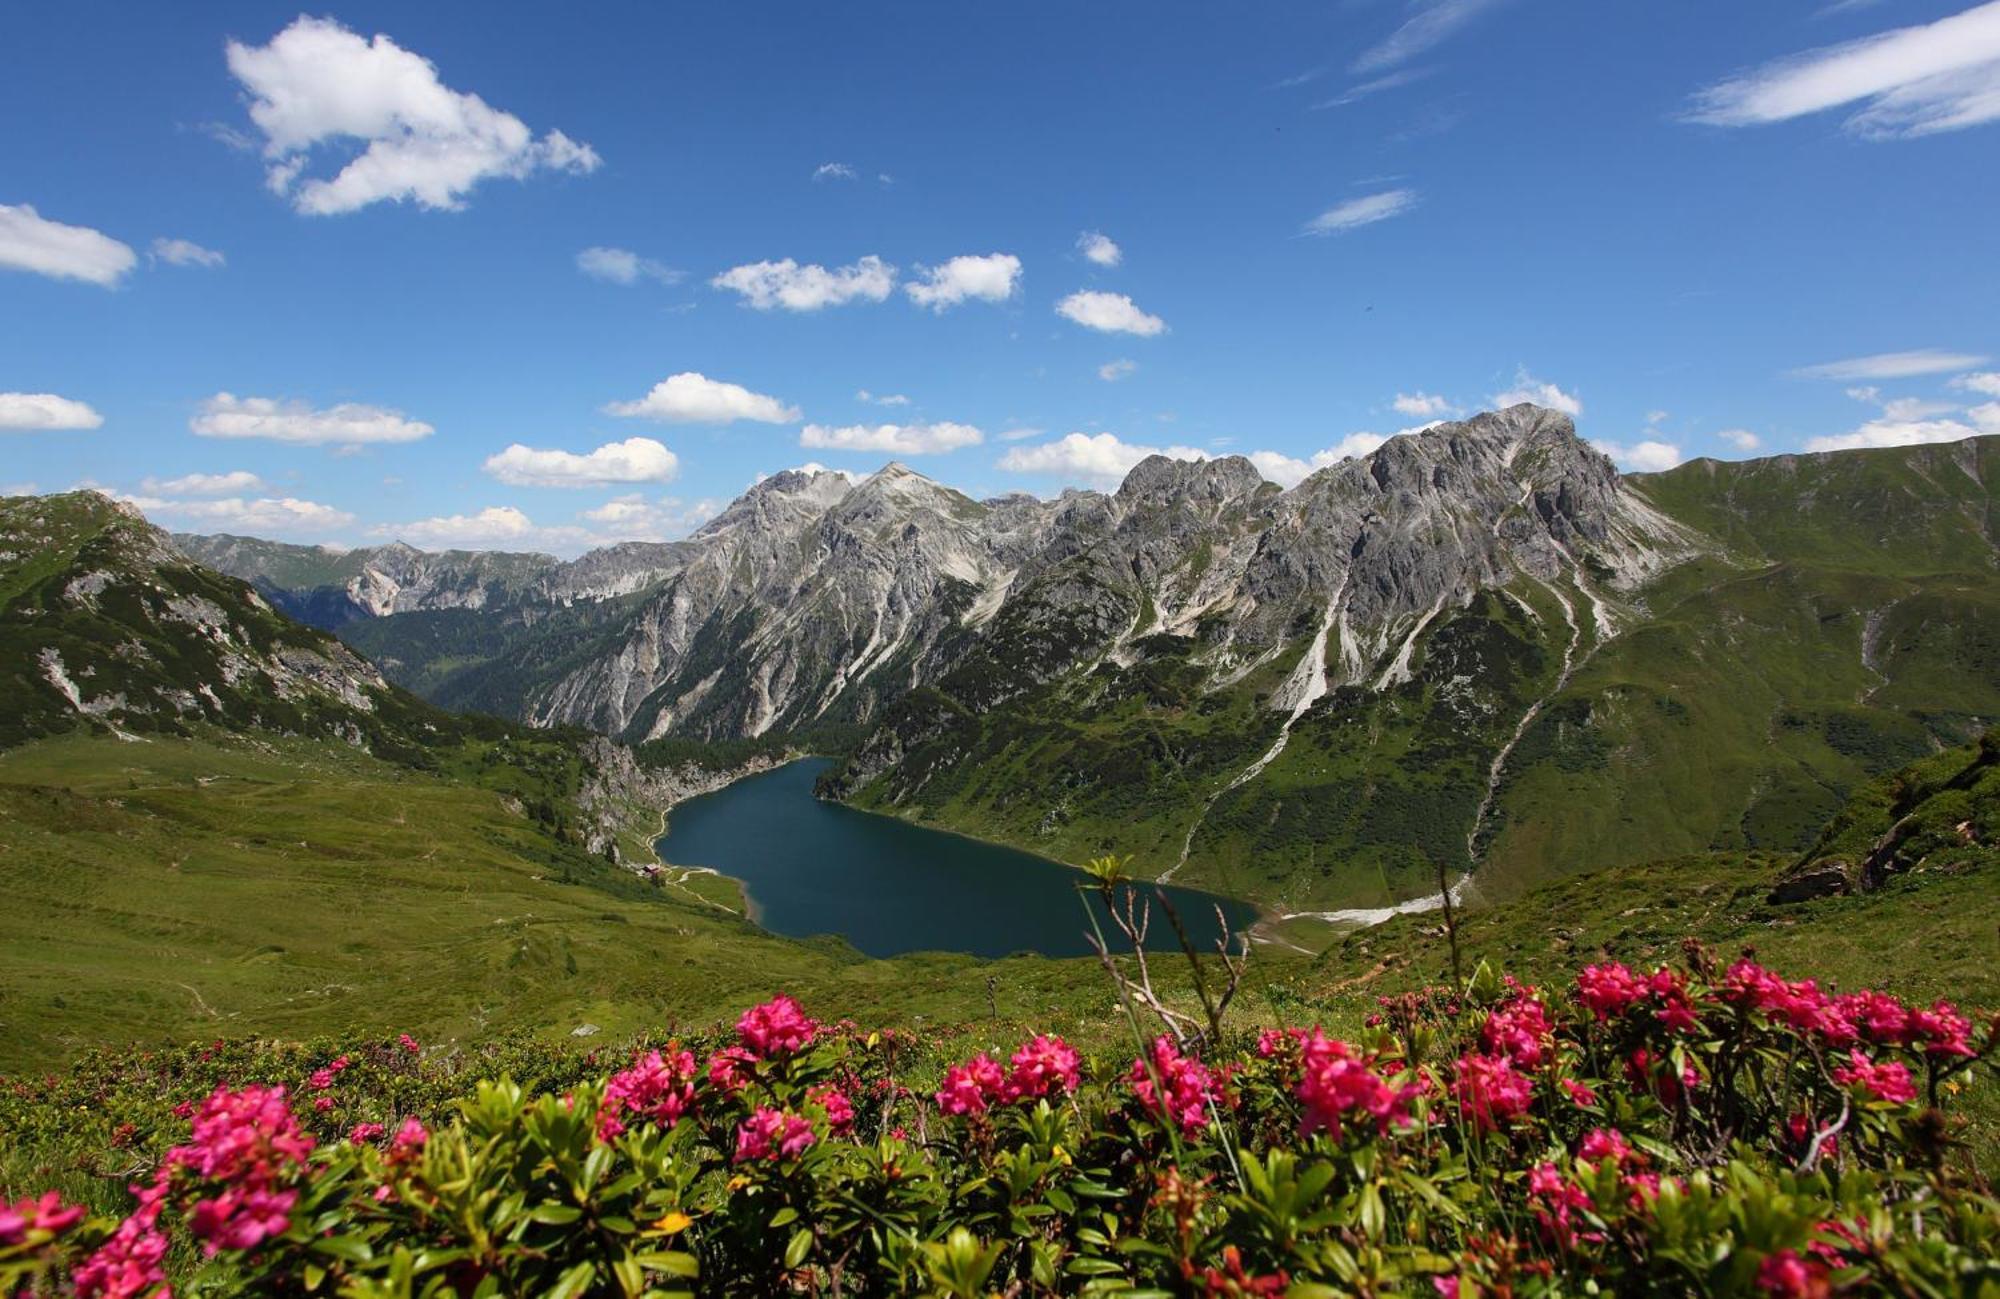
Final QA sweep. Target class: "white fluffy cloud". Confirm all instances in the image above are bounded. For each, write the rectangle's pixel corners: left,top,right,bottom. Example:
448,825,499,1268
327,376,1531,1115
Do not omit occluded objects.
580,493,723,538
799,422,983,454
1304,188,1418,235
0,204,136,286
905,253,1021,310
225,15,600,215
998,432,1207,485
1789,349,1989,380
0,392,104,431
1687,1,2000,138
141,471,265,495
1099,359,1139,382
1592,439,1685,472
1392,391,1456,418
1078,231,1122,267
711,255,895,311
384,505,543,547
121,493,356,534
150,237,224,269
605,372,799,424
1490,370,1583,416
483,436,680,487
1249,432,1404,488
191,393,434,445
1055,290,1167,337
576,246,680,285
1953,371,2000,397
1719,428,1763,451
1804,381,2000,451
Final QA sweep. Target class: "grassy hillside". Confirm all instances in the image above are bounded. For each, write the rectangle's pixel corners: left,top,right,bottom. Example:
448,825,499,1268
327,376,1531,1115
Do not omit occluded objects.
0,732,1196,1071
833,440,1998,912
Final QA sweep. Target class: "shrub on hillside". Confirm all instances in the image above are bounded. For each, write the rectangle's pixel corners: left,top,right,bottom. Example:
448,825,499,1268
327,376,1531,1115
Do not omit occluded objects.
2,956,1995,1296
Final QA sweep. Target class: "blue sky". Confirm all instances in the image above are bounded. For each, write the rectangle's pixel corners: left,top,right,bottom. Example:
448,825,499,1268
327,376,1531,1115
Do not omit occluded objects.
3,0,1998,553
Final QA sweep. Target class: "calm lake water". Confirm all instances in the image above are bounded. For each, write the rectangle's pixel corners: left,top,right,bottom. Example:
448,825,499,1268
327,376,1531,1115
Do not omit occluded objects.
655,757,1257,959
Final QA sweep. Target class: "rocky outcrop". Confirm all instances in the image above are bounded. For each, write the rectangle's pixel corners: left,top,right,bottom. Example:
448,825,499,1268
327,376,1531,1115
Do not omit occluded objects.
172,407,1709,757
572,735,792,865
1,493,408,749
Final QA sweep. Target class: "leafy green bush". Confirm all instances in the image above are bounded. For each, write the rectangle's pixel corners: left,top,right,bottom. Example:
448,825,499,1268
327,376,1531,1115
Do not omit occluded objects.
3,951,1994,1296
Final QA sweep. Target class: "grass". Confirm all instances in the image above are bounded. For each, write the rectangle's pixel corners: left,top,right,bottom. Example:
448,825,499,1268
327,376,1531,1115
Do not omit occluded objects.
0,732,1294,1073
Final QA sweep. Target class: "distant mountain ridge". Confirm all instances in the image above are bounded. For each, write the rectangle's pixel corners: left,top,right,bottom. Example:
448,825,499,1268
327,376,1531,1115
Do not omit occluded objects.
160,409,2000,911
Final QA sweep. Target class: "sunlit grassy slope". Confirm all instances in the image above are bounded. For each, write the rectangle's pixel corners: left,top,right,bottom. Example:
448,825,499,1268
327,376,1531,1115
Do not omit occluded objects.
0,734,1174,1071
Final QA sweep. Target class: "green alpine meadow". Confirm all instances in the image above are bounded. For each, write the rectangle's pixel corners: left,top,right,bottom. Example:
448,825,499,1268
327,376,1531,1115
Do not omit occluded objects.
6,4,2000,1294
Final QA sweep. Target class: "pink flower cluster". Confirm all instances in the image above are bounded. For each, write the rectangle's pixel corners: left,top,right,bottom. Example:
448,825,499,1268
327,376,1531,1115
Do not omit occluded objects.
165,1084,316,1256
1831,1050,1917,1104
1128,1036,1221,1137
599,1047,699,1140
810,1083,855,1134
1290,1031,1419,1140
936,1053,1006,1116
0,1191,84,1246
307,1055,350,1092
72,1197,168,1299
1722,961,1976,1059
1526,1161,1597,1250
1481,982,1555,1067
76,1084,316,1295
736,994,819,1058
734,1107,815,1163
1756,1248,1832,1298
1575,963,1698,1033
935,1034,1082,1116
1450,1053,1534,1133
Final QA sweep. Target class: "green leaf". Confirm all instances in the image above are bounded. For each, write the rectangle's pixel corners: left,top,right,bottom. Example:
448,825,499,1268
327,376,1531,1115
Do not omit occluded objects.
529,1203,584,1225
635,1250,701,1278
770,1205,799,1229
311,1234,376,1264
546,1262,596,1299
784,1227,814,1270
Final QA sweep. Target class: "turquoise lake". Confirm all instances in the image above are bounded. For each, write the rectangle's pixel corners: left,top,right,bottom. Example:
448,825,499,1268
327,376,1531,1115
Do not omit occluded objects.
655,757,1257,959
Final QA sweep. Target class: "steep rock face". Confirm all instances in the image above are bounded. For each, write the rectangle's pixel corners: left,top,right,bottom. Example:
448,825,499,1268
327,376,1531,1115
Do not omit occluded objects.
3,494,409,748
516,406,1702,744
532,466,1034,738
175,534,558,625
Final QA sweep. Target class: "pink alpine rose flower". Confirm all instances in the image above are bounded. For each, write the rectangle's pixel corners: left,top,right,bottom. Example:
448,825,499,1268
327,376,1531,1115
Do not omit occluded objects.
737,994,819,1058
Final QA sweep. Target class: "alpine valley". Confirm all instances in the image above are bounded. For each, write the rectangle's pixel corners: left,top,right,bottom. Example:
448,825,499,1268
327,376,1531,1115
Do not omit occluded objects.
168,405,2000,919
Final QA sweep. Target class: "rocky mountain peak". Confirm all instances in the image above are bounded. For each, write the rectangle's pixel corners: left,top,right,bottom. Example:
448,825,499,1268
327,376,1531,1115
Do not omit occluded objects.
1117,454,1268,505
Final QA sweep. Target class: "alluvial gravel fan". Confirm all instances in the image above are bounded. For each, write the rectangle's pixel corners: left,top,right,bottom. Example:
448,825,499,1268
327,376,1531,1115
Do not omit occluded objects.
180,408,2000,913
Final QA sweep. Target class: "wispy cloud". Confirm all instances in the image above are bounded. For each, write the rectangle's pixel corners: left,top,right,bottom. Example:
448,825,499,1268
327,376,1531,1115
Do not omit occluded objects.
1312,68,1432,109
1352,0,1504,74
813,161,858,181
1788,349,1989,380
1686,1,2000,139
1077,231,1122,267
150,237,224,269
1304,188,1418,235
577,246,681,286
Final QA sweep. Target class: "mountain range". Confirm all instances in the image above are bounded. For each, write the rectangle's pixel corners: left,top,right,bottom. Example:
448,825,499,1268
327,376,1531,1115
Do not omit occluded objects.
127,406,2000,913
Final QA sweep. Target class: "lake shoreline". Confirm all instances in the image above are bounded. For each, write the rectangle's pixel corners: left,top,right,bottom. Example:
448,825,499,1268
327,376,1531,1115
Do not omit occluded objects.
654,757,1262,960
